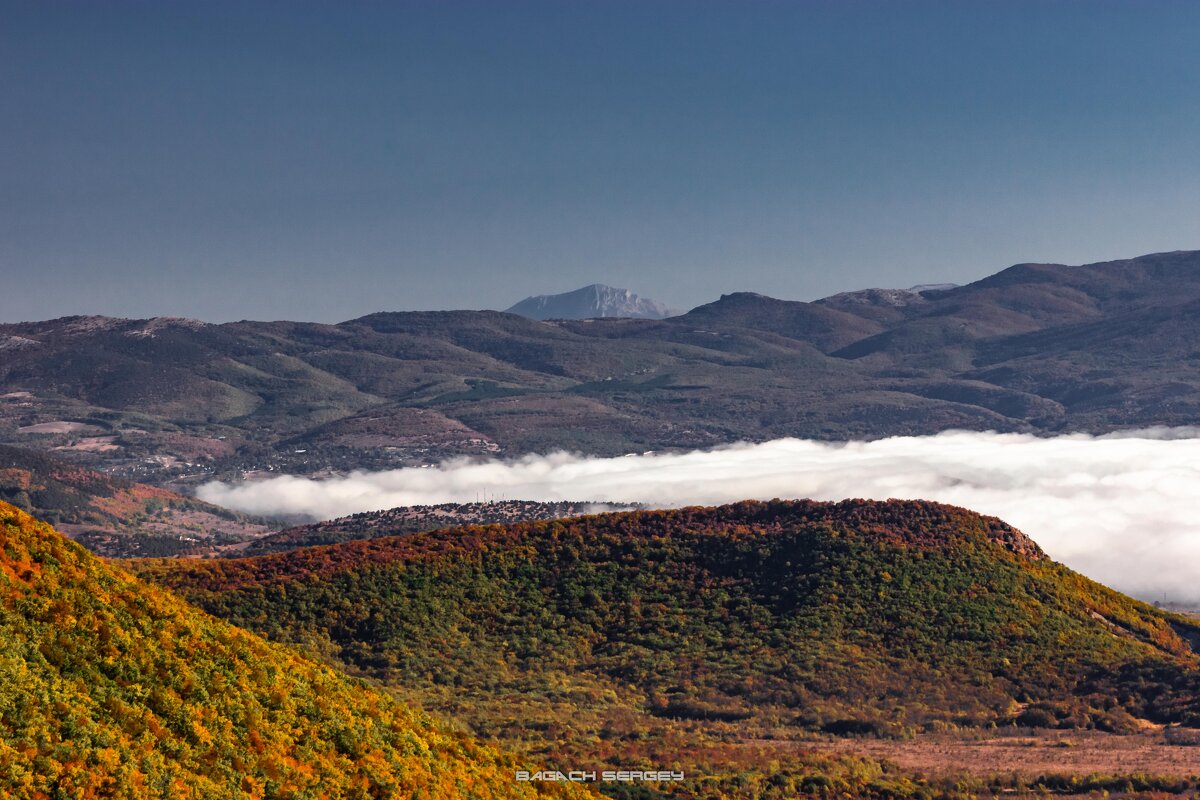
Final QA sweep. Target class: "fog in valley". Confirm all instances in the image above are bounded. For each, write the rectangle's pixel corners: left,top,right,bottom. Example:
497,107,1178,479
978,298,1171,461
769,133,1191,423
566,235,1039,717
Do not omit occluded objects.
200,429,1200,604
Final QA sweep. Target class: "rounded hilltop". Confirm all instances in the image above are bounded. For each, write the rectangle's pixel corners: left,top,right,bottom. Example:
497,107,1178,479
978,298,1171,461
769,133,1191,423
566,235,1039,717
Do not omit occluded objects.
139,495,1200,753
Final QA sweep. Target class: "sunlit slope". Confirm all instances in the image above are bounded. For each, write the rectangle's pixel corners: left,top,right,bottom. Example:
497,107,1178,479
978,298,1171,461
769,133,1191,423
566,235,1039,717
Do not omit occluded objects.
139,499,1200,770
0,444,265,557
0,501,587,800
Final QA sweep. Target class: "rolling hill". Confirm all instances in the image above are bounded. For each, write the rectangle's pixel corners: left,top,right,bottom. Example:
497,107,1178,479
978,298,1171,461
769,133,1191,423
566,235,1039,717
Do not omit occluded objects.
0,500,588,799
136,500,1200,792
2,500,1088,800
0,444,267,557
6,250,1200,481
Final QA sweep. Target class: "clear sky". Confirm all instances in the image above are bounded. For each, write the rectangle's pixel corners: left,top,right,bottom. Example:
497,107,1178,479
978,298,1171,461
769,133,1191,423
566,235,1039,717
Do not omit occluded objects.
3,0,1200,323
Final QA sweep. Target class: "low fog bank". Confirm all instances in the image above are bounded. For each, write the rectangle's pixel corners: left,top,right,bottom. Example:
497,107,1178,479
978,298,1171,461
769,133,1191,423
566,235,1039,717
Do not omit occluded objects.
199,430,1200,604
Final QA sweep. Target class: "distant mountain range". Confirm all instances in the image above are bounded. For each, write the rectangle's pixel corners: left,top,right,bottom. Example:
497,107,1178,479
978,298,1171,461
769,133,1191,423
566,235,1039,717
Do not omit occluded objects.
505,283,680,319
5,250,1200,480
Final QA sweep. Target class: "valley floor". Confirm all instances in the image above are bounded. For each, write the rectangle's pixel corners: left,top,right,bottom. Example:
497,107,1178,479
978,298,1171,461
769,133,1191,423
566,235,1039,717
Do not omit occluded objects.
813,729,1200,779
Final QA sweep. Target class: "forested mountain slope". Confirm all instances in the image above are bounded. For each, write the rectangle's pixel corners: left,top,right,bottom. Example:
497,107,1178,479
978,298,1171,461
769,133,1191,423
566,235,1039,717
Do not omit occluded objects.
0,501,586,800
137,500,1200,790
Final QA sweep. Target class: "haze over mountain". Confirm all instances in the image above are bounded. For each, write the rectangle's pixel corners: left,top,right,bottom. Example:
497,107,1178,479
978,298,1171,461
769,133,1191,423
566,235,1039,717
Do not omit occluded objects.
505,283,679,320
4,251,1200,482
138,499,1200,795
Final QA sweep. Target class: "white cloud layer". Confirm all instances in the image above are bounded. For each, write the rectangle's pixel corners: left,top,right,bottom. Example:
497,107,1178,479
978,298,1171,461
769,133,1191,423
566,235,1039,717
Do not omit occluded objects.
198,429,1200,603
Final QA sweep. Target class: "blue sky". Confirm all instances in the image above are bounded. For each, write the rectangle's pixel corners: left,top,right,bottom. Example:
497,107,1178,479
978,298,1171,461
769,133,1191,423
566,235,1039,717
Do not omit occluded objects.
3,0,1200,322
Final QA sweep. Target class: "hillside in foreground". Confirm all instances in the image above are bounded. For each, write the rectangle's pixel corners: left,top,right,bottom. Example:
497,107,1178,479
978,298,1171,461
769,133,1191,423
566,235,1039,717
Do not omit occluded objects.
2,500,1077,800
0,500,589,800
138,500,1200,793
